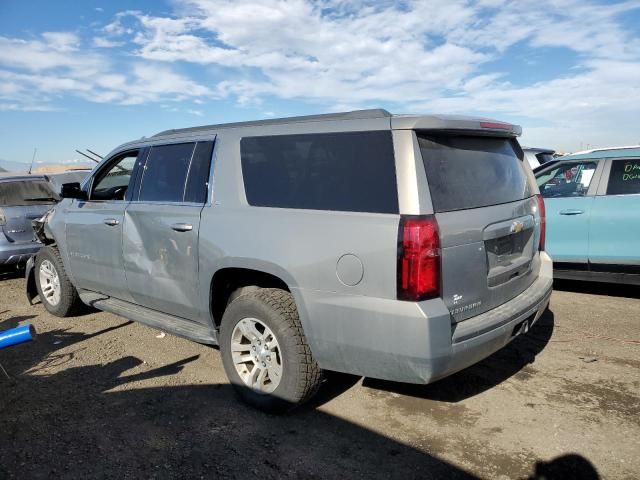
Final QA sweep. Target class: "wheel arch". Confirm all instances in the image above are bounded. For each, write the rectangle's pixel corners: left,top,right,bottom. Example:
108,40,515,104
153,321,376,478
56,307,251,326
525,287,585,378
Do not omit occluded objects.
209,265,301,330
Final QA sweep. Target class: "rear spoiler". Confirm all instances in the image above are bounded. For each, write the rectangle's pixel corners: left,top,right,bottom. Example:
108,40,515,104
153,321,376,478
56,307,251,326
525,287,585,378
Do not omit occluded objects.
391,115,522,137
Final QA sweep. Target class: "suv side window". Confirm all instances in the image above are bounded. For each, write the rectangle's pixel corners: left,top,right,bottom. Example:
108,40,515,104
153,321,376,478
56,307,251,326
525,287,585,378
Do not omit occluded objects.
138,143,195,203
537,161,597,198
91,150,139,201
184,141,214,204
606,159,640,195
240,131,398,214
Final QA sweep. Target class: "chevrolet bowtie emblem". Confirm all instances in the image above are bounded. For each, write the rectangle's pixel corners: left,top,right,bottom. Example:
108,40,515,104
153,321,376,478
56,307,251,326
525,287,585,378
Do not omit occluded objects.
510,221,524,234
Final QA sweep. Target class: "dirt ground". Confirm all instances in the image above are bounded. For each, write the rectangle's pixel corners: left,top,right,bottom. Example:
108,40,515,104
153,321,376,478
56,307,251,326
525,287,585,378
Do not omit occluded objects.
1,270,638,479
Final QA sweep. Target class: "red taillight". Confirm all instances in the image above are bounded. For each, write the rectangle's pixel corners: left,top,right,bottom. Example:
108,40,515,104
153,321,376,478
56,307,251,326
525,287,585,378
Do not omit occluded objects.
397,215,441,301
536,194,546,251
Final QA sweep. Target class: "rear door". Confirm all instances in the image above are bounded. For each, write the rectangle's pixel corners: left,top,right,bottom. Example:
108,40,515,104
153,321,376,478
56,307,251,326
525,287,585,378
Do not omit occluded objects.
417,134,541,322
123,139,214,322
536,160,603,264
588,158,640,269
0,179,57,244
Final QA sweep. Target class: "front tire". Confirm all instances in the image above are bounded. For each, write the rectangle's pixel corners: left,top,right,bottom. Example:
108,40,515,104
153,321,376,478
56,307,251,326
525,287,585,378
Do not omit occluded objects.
35,246,81,317
219,288,322,413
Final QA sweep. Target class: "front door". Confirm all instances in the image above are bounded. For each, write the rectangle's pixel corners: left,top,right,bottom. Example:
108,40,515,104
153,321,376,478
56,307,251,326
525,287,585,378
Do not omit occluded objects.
123,140,214,322
537,160,601,264
589,158,640,267
64,150,142,300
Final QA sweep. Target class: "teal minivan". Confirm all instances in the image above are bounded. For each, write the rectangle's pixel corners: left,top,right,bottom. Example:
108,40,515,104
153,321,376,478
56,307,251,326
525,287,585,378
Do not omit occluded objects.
535,146,640,285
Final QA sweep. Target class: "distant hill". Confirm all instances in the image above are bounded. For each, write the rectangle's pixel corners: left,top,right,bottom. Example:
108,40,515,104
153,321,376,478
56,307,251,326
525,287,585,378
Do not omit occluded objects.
0,166,7,172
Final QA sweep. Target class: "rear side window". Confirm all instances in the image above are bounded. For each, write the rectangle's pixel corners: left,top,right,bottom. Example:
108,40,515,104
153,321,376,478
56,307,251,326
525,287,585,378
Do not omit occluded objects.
606,159,640,195
241,131,398,214
0,180,57,206
139,143,195,202
418,135,534,212
184,141,214,204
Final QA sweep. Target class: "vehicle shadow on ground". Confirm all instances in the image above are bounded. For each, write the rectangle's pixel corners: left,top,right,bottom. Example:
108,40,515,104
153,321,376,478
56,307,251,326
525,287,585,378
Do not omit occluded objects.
553,279,640,299
0,267,25,282
362,309,555,403
0,327,598,480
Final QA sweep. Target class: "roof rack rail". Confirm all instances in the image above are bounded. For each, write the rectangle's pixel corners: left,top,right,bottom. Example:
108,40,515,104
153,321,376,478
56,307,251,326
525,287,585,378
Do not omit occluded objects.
152,109,392,138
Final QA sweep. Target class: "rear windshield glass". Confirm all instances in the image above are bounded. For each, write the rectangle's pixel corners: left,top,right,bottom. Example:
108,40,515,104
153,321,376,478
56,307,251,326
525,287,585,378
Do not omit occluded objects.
0,180,58,206
241,131,398,214
418,135,534,212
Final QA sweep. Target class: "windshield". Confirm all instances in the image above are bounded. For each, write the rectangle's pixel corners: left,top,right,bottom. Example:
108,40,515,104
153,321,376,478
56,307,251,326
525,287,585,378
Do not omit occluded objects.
0,180,58,206
418,134,534,212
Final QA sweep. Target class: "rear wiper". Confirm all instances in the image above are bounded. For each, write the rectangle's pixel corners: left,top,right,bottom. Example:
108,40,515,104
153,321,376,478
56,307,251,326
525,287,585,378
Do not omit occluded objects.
22,197,58,202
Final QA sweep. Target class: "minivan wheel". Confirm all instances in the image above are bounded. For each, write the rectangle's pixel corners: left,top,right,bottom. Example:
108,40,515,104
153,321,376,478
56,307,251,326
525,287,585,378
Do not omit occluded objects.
219,288,322,413
35,246,81,317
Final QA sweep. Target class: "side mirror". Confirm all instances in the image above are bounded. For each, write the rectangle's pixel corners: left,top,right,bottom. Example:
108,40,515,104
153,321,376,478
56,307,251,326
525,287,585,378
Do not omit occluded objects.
60,182,88,200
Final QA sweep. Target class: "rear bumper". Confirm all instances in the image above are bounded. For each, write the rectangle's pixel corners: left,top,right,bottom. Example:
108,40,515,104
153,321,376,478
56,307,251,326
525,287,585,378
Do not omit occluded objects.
301,251,553,384
0,241,41,265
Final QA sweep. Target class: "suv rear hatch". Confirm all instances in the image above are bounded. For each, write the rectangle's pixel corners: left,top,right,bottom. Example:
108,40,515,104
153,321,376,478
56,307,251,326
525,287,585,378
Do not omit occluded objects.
0,179,58,244
417,133,542,322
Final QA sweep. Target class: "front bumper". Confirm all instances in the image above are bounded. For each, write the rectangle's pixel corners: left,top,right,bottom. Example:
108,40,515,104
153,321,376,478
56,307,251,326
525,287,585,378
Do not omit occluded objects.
301,251,553,384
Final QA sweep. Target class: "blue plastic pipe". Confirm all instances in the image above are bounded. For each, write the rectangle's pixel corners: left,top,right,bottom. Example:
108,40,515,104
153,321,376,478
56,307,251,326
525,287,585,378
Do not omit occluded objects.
0,325,36,350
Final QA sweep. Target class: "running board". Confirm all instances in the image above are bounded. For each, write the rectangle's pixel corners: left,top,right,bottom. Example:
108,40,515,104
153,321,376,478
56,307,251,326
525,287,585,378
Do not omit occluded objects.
91,296,217,345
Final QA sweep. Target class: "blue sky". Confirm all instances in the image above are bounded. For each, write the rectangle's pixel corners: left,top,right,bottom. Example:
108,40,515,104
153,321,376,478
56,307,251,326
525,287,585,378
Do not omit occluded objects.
1,0,639,166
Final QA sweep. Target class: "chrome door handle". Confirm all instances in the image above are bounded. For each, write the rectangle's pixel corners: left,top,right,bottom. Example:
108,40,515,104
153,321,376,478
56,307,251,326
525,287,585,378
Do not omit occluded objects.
171,223,193,232
559,209,584,215
104,218,120,226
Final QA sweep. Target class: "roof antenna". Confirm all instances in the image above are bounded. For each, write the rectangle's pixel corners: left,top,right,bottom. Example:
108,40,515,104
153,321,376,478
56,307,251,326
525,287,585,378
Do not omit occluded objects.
28,148,37,174
75,150,101,164
86,149,103,159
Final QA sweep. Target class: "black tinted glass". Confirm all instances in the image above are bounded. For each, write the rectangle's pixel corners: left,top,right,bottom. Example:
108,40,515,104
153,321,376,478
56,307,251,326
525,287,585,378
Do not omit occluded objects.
241,131,398,214
0,180,57,206
418,135,533,212
184,141,214,204
607,159,640,195
139,143,195,202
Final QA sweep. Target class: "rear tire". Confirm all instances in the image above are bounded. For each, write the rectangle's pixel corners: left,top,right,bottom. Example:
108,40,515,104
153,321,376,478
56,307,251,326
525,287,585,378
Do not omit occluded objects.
35,246,82,317
219,288,322,413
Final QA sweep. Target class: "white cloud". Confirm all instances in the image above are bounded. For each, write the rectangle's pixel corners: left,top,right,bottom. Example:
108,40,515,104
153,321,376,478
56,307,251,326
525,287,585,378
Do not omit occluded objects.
106,0,640,149
92,36,124,48
0,31,211,109
1,1,639,150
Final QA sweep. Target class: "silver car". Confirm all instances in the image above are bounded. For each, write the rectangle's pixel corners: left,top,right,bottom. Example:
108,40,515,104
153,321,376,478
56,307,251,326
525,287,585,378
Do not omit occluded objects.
0,171,88,267
25,109,552,412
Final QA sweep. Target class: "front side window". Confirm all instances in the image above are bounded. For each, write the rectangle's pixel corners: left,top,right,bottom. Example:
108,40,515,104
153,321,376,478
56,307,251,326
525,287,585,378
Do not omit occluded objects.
537,162,597,198
138,143,195,203
91,151,139,201
606,159,640,195
240,131,398,214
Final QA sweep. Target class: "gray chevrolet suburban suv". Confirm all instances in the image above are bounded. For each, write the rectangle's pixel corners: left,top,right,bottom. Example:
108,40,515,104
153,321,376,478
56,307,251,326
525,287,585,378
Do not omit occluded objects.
25,109,552,412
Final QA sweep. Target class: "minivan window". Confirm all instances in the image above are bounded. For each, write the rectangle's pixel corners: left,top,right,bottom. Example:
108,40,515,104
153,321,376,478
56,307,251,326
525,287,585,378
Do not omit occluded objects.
606,159,640,195
139,143,195,203
418,135,533,212
184,141,214,204
0,180,58,206
241,131,398,214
